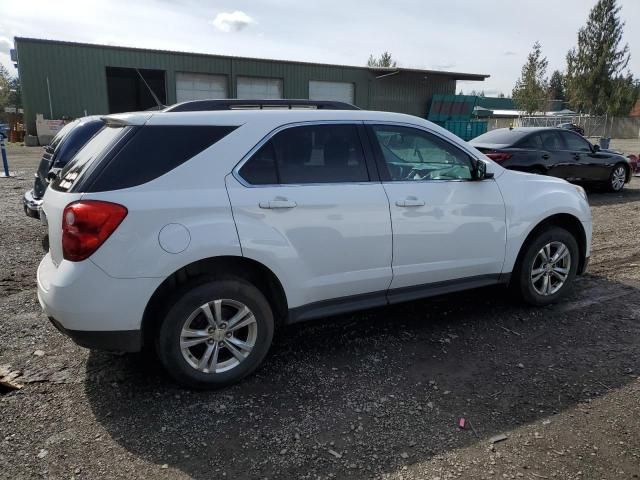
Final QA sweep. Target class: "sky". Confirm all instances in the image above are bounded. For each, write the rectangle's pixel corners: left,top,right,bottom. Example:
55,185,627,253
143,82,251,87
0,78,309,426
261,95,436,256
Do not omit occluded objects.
1,0,639,96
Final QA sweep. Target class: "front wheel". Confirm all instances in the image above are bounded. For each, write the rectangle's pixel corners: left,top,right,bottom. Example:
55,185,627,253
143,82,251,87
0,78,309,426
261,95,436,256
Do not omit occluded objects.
513,227,579,306
608,164,627,192
156,277,274,389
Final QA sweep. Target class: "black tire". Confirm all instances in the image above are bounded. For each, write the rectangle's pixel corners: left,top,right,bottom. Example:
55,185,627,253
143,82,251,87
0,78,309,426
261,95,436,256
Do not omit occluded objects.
513,227,579,306
607,163,627,192
156,276,274,389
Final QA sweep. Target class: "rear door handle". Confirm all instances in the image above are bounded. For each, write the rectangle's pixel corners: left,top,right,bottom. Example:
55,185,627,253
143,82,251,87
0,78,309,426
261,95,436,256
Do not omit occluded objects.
542,154,550,160
259,199,297,209
396,198,425,207
573,154,581,160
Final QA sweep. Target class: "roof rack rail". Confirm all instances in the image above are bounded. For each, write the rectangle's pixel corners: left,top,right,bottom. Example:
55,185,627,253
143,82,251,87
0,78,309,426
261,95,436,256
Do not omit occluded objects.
164,99,361,112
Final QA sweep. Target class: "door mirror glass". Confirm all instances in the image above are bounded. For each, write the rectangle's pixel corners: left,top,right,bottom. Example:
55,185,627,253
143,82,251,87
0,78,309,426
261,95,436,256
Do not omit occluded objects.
593,144,600,152
473,160,493,180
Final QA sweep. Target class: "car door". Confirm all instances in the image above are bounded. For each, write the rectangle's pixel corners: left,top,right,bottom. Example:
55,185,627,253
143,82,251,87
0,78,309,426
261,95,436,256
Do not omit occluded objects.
366,123,506,297
539,130,576,179
226,122,393,312
558,130,606,181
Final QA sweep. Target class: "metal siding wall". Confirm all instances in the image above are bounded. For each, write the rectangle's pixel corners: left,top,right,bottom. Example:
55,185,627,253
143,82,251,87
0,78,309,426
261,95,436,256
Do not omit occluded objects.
369,72,456,118
17,39,462,134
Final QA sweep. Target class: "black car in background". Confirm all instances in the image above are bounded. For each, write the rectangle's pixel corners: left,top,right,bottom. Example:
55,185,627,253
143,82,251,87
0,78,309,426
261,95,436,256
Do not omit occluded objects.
23,117,104,218
470,127,632,192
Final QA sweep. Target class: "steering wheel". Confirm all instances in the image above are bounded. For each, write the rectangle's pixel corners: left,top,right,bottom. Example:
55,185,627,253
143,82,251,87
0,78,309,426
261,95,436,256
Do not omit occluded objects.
405,168,430,181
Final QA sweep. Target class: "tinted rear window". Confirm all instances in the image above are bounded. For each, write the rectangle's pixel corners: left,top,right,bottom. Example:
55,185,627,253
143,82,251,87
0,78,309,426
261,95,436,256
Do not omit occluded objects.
472,129,530,145
52,126,128,192
83,125,237,192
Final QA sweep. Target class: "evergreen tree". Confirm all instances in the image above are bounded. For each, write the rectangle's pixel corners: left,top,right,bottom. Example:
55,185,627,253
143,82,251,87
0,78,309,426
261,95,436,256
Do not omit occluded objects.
548,70,565,101
512,42,549,114
565,0,637,115
367,52,397,68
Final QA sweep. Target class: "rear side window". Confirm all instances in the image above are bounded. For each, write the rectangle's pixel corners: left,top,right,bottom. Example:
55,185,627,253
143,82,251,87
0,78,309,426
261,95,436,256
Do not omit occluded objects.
539,131,563,151
518,134,542,149
239,124,369,185
84,125,237,192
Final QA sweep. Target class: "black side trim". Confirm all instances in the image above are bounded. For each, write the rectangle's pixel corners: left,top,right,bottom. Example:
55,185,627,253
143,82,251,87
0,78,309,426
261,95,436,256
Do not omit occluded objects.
48,317,141,352
288,291,387,324
386,274,502,305
286,274,506,324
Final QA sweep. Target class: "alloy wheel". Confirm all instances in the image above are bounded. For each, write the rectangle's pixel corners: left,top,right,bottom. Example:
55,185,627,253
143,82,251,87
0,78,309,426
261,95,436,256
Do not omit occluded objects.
180,299,257,373
611,166,626,191
530,241,571,296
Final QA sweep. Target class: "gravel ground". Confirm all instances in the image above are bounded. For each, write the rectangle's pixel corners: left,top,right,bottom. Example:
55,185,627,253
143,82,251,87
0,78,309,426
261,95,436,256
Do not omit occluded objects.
1,144,639,480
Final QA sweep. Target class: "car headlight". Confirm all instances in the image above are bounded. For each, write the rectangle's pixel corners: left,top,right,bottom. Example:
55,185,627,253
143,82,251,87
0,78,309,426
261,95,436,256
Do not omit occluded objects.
574,185,587,201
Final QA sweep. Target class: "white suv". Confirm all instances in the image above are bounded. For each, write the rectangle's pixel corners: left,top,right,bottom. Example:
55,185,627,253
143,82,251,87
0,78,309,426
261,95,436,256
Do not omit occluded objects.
37,109,592,388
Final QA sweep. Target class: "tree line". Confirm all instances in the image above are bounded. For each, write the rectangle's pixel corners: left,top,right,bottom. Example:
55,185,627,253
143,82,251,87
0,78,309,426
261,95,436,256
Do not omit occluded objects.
512,0,639,115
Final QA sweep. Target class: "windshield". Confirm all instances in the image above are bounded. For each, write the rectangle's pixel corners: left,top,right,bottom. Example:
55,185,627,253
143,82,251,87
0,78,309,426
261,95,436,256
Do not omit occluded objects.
51,126,130,192
471,129,530,145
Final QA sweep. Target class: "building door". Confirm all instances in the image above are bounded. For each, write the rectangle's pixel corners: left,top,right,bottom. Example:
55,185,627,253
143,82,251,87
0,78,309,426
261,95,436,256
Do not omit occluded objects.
309,81,355,104
236,77,283,99
176,73,228,102
106,67,166,113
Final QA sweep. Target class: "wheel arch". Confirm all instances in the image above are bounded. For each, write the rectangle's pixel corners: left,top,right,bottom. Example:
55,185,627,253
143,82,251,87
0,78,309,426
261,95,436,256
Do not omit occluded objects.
512,213,587,281
141,256,288,350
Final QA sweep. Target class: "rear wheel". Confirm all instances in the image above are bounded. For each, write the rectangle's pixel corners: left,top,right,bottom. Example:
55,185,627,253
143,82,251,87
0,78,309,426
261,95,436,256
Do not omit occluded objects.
608,164,627,192
156,277,274,389
513,227,579,306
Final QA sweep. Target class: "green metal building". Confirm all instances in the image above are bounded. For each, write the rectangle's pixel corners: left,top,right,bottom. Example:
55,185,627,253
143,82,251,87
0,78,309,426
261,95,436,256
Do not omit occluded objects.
13,37,488,135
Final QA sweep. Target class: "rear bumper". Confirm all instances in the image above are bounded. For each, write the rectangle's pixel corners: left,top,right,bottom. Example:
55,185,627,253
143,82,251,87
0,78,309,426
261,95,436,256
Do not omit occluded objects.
37,253,162,352
48,317,141,352
23,189,42,219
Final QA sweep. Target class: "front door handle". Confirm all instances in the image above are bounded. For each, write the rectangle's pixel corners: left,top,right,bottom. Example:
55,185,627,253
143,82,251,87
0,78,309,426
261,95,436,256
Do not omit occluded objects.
396,197,425,207
259,199,297,209
573,154,581,160
542,154,550,160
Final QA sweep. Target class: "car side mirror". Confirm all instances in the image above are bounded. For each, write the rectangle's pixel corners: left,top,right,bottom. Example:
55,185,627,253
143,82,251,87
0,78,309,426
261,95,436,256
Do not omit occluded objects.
473,160,494,180
592,144,600,152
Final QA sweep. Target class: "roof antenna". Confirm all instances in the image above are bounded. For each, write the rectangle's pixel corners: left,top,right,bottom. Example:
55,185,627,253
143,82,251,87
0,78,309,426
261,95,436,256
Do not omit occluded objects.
135,68,163,109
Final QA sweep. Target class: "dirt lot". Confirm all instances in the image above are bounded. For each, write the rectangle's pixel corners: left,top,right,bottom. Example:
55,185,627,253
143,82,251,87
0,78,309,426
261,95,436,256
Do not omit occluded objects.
1,144,639,480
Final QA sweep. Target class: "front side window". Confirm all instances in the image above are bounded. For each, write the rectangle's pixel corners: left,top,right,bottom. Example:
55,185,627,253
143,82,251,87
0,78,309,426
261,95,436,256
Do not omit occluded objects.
239,124,369,185
371,125,473,181
560,131,592,152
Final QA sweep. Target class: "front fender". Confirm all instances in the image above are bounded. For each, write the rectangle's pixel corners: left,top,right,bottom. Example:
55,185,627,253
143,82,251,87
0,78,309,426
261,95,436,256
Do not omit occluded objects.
497,171,592,273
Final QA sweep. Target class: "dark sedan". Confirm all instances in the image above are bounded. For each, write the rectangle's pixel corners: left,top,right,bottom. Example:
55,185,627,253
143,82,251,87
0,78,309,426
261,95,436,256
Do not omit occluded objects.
23,116,104,218
470,127,632,192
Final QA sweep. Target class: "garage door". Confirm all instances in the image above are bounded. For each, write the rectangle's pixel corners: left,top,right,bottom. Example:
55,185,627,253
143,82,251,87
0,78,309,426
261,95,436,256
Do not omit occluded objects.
176,72,228,102
237,77,283,99
309,81,355,104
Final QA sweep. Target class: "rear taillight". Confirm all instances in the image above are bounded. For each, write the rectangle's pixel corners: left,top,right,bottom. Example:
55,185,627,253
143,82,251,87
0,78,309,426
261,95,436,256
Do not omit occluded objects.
62,201,127,262
485,152,513,162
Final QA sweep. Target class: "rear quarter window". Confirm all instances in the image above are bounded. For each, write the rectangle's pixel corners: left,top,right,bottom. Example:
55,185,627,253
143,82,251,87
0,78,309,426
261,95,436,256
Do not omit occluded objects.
82,125,237,192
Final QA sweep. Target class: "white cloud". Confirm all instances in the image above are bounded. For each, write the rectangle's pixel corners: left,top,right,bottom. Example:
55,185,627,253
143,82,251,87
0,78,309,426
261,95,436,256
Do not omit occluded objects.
212,11,256,33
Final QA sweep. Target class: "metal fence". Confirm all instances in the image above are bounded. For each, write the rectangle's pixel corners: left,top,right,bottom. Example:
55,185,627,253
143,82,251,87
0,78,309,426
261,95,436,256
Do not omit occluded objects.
487,115,640,139
515,115,609,137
